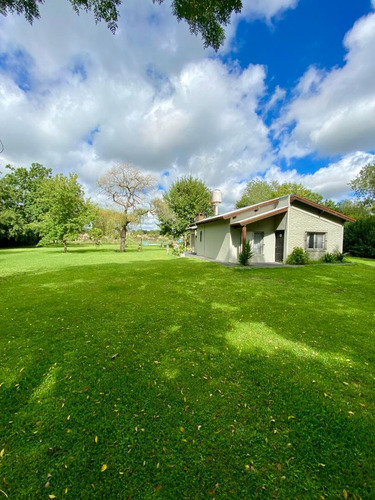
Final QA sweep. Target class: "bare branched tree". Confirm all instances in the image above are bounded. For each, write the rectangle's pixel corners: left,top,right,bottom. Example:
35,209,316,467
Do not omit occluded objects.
98,164,156,251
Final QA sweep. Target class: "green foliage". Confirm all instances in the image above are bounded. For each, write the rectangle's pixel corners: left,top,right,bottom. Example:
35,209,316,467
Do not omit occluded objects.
350,163,375,210
236,179,324,208
344,218,375,258
238,240,253,265
89,227,103,245
1,246,375,498
37,173,97,252
155,175,213,237
334,199,370,219
0,0,243,50
321,251,345,263
286,246,310,265
0,163,52,245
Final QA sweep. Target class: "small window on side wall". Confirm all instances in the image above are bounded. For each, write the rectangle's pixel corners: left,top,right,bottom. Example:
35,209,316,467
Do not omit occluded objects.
200,230,203,242
306,232,325,250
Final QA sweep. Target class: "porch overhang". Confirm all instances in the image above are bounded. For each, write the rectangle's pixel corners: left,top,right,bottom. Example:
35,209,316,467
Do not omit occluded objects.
231,207,288,227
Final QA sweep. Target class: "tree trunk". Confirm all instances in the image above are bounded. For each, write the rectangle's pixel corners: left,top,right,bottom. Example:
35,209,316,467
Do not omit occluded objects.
63,240,67,253
120,225,127,252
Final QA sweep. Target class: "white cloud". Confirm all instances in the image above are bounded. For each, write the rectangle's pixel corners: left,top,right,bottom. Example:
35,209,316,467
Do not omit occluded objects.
0,0,275,211
263,151,375,200
276,13,375,159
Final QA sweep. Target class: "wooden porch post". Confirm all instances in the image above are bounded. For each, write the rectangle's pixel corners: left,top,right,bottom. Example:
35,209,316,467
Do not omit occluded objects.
242,225,247,251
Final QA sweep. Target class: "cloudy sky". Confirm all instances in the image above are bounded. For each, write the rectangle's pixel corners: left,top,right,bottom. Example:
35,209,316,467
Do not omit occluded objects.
1,0,375,218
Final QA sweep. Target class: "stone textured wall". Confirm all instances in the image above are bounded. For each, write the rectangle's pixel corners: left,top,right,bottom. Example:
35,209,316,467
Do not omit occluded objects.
287,205,344,260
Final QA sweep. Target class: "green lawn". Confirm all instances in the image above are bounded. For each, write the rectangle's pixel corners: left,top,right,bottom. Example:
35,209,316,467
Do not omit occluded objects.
0,246,374,499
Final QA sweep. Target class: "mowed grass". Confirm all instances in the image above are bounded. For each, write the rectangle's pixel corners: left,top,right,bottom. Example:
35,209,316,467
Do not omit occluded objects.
0,246,374,499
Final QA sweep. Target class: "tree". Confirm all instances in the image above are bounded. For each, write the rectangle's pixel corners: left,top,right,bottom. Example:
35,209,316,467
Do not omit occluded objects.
97,164,156,251
236,179,324,208
0,163,52,246
334,199,371,219
0,0,242,50
36,173,97,252
92,207,124,239
344,218,375,259
350,164,375,210
154,175,213,237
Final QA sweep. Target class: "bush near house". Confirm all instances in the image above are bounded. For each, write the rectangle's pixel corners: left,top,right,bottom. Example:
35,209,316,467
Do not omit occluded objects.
286,246,310,265
344,218,375,258
238,240,253,265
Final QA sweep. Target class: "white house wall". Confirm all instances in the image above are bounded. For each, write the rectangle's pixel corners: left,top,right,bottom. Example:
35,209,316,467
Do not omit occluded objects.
288,205,344,260
246,217,275,263
195,221,241,263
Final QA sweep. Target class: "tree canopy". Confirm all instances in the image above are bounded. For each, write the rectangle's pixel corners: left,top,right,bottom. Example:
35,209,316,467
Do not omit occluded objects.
236,179,324,208
98,164,156,251
154,175,212,237
0,0,243,50
350,164,375,210
0,163,52,245
37,173,97,252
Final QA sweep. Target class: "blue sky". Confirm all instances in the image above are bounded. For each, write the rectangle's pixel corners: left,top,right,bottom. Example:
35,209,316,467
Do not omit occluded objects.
0,0,375,215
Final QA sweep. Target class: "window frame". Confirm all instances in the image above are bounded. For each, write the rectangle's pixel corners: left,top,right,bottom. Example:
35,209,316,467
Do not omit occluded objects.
306,232,326,250
252,231,264,256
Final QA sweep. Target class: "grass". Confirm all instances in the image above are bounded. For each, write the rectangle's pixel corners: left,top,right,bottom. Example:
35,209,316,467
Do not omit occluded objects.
0,245,374,499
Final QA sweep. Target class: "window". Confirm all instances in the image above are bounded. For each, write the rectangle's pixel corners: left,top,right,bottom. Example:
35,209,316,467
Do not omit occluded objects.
199,230,203,242
253,232,264,255
306,232,325,250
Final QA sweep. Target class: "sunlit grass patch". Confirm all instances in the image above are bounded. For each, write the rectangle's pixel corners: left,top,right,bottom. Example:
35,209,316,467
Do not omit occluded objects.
0,247,374,498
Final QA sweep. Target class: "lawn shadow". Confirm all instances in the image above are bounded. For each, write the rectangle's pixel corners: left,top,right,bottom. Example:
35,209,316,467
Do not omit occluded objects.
0,258,374,498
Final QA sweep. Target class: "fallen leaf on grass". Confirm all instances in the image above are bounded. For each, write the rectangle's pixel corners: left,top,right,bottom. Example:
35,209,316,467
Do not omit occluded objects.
94,436,98,443
155,485,162,491
0,449,4,458
101,464,107,472
342,490,348,499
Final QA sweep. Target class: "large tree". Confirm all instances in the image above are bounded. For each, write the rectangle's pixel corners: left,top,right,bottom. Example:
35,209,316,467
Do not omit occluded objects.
350,164,375,210
37,173,97,252
0,0,242,50
0,163,52,245
98,164,156,251
236,179,324,208
154,175,212,237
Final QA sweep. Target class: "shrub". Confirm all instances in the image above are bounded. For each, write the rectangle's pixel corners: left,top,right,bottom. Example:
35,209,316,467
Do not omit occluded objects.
286,247,310,265
321,251,346,263
344,218,375,258
239,240,253,266
321,252,336,263
333,251,345,263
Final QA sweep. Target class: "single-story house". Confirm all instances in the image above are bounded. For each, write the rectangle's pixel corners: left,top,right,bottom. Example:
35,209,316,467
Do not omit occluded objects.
189,194,355,264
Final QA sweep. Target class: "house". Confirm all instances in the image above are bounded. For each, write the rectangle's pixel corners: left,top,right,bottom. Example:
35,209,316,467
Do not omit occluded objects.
189,194,355,264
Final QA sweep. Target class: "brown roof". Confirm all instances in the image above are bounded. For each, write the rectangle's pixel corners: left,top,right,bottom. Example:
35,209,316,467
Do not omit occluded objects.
193,194,355,226
232,207,288,227
290,195,356,222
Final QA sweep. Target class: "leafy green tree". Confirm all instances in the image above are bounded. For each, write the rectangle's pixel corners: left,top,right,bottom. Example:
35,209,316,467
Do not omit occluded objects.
155,175,213,237
98,164,156,252
37,173,97,252
0,0,242,50
0,163,52,245
350,164,375,209
92,207,124,239
236,179,324,208
334,199,370,219
344,218,375,258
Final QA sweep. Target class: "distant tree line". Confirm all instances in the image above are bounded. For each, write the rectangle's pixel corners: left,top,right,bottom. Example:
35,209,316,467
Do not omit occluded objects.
1,162,374,257
0,164,97,252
